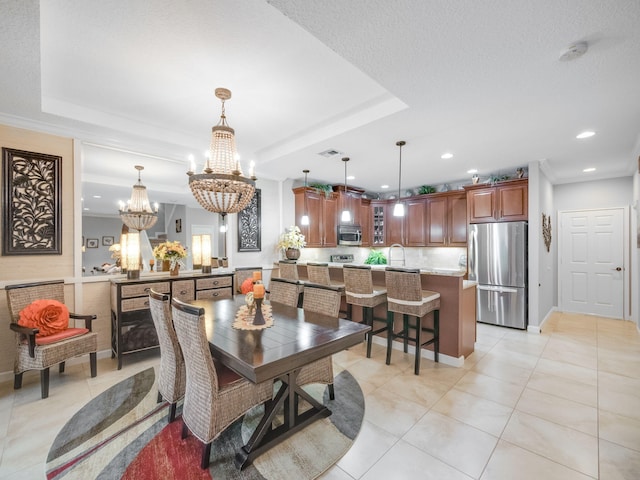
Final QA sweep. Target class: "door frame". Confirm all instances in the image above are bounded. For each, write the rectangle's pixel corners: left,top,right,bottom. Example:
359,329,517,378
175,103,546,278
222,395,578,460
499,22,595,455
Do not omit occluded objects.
557,206,630,320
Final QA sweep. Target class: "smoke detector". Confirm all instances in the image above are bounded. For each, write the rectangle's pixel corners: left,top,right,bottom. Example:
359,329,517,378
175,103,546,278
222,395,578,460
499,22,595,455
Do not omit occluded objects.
559,41,588,61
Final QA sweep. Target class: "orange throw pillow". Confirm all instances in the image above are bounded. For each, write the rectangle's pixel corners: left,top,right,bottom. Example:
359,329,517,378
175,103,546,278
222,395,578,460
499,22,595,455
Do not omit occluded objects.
240,277,254,294
18,299,70,337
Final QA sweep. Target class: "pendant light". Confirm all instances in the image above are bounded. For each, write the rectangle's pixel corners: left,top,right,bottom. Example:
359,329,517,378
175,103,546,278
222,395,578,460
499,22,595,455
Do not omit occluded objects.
341,157,351,223
393,141,406,217
301,169,310,226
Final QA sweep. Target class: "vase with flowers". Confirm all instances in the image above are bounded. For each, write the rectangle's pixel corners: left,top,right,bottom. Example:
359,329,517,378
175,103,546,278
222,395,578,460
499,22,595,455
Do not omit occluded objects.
277,226,306,260
152,240,187,276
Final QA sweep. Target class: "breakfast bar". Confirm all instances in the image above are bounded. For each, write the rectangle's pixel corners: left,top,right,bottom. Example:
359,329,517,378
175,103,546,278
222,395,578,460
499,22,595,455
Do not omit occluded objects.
277,262,477,364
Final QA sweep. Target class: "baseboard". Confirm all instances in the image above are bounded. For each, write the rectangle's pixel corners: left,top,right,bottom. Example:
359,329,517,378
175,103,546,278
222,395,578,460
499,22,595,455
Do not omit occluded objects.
528,306,557,334
371,336,465,367
0,348,113,384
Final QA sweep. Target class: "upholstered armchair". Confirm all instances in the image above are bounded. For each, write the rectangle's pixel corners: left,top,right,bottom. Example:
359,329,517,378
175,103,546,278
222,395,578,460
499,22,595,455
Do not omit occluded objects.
5,280,98,399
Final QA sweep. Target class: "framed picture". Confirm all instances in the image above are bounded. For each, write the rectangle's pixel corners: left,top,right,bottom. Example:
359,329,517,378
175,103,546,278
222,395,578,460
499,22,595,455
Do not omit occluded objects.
238,189,261,252
2,148,62,255
102,236,114,246
86,238,99,248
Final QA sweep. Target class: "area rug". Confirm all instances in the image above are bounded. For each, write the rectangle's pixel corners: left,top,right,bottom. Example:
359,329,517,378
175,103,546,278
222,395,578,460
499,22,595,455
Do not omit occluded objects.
46,367,364,479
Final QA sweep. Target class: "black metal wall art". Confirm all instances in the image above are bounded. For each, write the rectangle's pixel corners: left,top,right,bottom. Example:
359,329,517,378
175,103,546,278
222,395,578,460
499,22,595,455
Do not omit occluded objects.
237,189,261,252
2,148,62,255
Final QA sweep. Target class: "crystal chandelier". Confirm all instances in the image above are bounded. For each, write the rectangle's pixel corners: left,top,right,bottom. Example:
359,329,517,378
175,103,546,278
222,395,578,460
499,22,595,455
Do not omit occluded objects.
119,165,158,231
187,87,256,214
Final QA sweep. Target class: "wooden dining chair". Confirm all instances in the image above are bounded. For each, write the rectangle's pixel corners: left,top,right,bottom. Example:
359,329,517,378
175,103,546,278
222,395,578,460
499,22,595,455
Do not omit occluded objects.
171,297,273,469
148,289,185,423
298,282,342,400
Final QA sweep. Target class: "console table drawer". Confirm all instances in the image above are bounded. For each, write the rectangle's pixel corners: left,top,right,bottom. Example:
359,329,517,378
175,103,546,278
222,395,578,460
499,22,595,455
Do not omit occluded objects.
121,296,151,312
196,277,232,290
121,282,170,298
172,280,195,301
196,287,233,300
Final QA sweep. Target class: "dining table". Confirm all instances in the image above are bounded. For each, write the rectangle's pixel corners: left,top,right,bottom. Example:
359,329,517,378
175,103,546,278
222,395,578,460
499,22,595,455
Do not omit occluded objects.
189,296,370,470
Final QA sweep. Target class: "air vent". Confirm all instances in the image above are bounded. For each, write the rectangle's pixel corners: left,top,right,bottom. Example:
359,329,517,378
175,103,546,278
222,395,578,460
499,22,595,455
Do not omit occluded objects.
318,149,342,158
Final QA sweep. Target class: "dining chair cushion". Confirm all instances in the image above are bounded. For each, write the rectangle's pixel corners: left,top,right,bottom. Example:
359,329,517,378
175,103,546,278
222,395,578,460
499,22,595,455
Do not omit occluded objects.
33,328,90,346
18,299,70,336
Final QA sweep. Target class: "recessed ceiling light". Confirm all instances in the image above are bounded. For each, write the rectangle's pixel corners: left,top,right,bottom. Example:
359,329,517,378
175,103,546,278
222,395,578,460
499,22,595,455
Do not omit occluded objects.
576,131,595,139
381,184,389,189
583,167,596,172
467,169,478,174
441,153,453,159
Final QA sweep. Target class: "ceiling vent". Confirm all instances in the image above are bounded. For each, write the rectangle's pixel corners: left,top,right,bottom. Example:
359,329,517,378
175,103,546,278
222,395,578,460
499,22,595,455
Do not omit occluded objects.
318,149,342,158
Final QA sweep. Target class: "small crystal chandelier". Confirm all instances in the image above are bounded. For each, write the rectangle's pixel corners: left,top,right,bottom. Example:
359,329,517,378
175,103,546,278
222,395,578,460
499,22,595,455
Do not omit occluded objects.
187,87,256,214
119,165,158,231
393,141,406,217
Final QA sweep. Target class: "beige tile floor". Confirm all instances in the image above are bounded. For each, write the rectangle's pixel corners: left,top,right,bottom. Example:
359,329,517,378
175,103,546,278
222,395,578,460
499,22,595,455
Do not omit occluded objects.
1,311,639,479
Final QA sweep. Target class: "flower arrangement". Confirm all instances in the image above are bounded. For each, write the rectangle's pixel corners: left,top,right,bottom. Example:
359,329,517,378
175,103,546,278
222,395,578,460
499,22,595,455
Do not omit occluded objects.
152,240,188,269
277,226,306,251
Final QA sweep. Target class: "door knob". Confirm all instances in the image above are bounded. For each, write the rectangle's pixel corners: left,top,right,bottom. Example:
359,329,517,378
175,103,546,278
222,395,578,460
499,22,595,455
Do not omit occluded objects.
613,267,622,271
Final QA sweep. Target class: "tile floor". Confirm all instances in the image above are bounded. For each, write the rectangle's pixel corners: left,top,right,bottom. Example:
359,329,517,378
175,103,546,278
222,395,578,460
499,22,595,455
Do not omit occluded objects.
1,311,639,479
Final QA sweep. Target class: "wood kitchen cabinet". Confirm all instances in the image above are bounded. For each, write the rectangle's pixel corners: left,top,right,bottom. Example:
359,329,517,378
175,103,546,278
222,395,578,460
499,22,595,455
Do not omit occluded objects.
385,202,405,246
426,191,467,246
294,187,338,247
405,197,427,246
465,179,528,223
371,200,386,246
334,185,364,226
360,198,372,247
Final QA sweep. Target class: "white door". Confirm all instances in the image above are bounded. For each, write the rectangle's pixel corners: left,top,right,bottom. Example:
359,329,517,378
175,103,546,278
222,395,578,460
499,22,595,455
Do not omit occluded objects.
559,208,625,319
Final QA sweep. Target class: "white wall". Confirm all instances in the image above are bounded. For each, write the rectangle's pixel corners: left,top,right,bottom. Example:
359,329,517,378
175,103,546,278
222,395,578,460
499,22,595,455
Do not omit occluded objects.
555,177,633,211
534,164,556,328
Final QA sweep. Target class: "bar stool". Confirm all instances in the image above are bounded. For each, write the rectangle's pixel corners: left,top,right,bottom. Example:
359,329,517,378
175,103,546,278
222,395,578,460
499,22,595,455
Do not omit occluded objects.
278,260,304,307
306,262,347,317
342,264,391,358
384,267,440,375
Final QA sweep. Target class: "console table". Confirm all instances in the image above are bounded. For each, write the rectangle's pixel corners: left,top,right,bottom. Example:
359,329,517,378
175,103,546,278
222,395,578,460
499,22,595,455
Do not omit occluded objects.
110,272,234,369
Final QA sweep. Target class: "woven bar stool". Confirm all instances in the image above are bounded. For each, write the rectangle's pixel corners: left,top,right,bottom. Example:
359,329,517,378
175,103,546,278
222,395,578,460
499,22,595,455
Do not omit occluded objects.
306,262,348,317
342,264,391,358
277,260,304,307
384,267,441,375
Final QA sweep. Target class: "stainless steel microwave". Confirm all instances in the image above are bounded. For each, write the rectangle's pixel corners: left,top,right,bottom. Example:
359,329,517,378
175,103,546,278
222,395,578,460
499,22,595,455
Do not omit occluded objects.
337,224,362,246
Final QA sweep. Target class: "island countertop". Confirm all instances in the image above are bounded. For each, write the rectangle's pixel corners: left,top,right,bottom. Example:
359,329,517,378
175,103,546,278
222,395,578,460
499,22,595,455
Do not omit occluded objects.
291,261,467,277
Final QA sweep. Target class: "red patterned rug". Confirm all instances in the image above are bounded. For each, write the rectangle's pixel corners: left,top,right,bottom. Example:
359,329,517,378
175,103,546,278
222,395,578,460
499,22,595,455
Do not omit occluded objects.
46,367,364,479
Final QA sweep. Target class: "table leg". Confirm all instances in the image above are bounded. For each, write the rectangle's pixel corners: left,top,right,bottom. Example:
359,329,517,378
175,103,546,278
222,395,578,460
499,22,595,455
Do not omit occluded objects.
234,368,332,470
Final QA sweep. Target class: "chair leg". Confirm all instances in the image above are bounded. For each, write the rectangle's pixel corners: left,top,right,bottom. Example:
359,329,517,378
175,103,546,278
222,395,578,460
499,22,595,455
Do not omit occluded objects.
365,307,374,358
181,421,188,439
14,372,23,390
414,316,422,375
386,310,394,365
328,383,335,400
90,352,97,377
157,391,163,403
201,442,212,469
41,368,50,399
59,362,65,373
168,403,177,423
346,303,353,320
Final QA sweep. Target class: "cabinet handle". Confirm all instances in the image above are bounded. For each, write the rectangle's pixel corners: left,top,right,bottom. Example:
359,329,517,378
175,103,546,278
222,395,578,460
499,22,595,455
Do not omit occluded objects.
213,292,219,296
144,287,150,292
180,290,187,295
144,301,149,306
213,281,219,285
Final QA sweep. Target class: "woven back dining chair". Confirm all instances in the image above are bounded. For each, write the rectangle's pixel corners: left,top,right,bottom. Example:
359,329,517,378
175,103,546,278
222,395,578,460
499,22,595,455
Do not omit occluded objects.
171,297,273,469
148,289,185,423
235,266,262,293
268,277,301,308
298,282,342,399
305,262,347,317
384,267,441,375
5,280,98,399
343,264,391,358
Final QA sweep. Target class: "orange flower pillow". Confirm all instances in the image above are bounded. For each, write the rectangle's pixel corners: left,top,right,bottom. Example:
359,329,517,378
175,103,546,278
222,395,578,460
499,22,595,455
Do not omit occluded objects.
240,277,254,294
18,299,70,337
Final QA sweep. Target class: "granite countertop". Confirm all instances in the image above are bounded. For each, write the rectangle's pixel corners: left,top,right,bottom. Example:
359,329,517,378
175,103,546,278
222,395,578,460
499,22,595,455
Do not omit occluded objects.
293,261,466,277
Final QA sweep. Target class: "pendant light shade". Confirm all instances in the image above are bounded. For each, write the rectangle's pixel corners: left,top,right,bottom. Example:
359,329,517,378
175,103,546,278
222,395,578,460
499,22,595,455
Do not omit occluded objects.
393,141,406,217
341,157,351,223
301,169,310,226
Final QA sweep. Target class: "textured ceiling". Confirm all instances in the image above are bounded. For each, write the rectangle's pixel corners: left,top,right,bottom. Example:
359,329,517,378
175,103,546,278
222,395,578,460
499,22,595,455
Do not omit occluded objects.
1,0,639,215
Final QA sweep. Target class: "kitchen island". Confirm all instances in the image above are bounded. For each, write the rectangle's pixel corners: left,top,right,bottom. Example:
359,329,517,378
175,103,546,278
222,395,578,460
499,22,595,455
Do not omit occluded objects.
275,262,477,366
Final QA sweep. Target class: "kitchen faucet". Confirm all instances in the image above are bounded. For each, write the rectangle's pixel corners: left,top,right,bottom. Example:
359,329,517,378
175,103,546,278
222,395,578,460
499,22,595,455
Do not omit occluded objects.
388,243,406,267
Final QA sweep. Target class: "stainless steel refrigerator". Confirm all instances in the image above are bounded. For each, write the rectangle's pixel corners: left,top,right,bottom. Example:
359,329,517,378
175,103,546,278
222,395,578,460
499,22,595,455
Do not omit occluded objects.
468,222,528,329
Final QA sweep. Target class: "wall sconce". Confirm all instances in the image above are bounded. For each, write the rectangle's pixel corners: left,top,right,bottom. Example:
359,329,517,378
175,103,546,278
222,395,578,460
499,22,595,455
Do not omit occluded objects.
125,232,141,280
192,234,202,270
201,235,212,273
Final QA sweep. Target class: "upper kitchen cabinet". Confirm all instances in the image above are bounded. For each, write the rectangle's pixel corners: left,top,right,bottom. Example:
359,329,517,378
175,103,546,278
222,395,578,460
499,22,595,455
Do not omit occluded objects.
293,187,338,247
385,201,405,246
405,197,427,246
426,191,467,246
334,185,365,226
465,179,528,223
360,198,372,247
371,200,386,246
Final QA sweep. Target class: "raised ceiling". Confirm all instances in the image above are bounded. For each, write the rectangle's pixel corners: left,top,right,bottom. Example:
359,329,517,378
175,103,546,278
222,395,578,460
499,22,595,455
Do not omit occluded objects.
1,0,639,215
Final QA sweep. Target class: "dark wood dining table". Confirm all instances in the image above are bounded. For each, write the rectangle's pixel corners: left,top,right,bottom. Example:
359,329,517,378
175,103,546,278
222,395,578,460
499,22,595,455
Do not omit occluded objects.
190,297,370,469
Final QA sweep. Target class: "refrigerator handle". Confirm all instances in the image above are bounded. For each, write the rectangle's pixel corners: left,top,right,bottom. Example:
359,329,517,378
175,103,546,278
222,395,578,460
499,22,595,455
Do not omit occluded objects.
469,228,475,276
